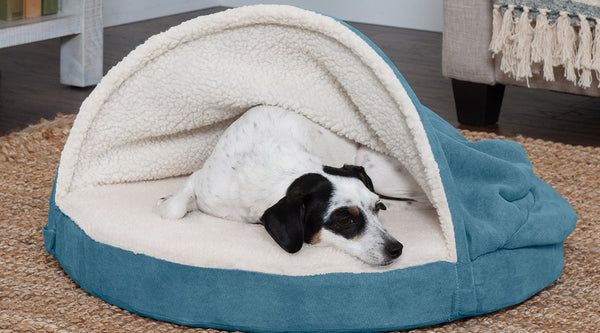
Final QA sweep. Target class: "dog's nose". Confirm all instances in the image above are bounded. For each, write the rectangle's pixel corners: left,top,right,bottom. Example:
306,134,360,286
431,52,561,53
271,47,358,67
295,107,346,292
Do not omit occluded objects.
384,240,403,259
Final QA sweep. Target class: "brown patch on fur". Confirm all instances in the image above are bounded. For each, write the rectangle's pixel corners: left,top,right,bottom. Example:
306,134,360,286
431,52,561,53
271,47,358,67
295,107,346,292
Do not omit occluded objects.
310,231,321,244
348,206,360,217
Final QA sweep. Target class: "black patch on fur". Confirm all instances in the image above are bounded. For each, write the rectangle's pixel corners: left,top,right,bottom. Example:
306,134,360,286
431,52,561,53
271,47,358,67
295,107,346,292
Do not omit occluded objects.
260,173,332,253
323,206,367,239
324,165,416,202
377,194,415,202
322,164,375,192
375,201,387,211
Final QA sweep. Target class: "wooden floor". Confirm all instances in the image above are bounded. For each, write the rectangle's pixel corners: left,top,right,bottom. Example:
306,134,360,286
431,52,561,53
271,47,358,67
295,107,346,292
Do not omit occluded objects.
1,7,599,146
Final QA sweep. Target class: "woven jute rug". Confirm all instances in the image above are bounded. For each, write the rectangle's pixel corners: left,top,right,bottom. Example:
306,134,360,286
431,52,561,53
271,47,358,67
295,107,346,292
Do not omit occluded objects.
1,114,598,332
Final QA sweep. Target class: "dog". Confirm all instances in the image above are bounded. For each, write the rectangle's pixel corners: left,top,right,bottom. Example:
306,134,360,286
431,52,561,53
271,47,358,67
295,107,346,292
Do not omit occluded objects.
157,105,412,266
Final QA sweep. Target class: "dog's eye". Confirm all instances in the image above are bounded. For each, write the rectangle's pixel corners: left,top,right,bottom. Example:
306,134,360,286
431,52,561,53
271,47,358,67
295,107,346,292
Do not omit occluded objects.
339,218,353,226
374,201,387,212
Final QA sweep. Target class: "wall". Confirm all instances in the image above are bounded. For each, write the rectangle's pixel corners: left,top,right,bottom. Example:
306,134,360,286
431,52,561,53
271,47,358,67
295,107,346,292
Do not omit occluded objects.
103,0,443,32
102,0,220,27
223,0,443,32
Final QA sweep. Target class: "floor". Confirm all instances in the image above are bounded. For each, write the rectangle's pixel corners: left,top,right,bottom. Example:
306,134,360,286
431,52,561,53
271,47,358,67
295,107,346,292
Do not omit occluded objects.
0,6,598,146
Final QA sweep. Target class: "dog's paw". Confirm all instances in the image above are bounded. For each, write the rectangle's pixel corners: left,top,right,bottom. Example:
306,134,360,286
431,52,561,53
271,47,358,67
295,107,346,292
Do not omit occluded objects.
156,195,188,220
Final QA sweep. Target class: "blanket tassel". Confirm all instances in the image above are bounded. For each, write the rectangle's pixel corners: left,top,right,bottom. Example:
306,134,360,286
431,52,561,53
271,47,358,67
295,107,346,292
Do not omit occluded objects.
592,18,600,87
499,5,517,77
556,12,578,84
490,5,504,55
515,7,534,83
576,15,593,88
532,9,556,81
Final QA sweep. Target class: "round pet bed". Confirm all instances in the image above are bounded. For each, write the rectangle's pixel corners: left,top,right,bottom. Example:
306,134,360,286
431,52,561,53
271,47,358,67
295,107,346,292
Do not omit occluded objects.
43,5,577,332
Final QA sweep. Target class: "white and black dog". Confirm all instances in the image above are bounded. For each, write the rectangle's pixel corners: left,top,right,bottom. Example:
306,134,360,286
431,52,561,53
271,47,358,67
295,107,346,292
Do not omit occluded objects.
157,106,422,266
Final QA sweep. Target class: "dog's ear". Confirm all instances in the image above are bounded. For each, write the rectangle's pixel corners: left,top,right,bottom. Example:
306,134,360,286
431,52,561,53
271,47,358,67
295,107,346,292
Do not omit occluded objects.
323,164,375,192
261,196,305,253
261,173,332,253
341,164,374,192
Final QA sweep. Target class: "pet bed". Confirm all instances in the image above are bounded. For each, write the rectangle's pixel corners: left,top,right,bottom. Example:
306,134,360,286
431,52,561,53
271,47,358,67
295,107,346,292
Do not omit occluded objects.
43,5,577,332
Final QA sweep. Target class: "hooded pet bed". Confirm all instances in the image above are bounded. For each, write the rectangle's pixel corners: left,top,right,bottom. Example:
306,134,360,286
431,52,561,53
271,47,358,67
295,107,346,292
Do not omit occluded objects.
43,5,577,332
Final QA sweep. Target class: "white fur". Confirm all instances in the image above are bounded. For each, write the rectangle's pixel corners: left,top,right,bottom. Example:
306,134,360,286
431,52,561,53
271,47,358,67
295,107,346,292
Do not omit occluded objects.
157,105,357,221
319,218,391,265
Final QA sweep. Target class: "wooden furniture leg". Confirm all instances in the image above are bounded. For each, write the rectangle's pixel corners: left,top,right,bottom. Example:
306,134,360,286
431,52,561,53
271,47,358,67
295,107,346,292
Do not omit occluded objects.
452,79,505,126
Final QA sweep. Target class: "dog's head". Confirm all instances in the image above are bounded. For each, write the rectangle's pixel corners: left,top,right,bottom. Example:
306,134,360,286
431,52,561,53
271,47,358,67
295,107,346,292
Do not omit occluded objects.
260,164,403,266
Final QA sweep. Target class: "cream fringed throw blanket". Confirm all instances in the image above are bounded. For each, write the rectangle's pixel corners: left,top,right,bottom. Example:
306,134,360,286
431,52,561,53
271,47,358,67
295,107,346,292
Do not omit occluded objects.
490,0,600,88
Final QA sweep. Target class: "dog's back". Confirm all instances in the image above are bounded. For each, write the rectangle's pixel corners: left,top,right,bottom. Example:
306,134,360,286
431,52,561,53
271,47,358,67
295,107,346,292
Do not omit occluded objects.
191,106,357,222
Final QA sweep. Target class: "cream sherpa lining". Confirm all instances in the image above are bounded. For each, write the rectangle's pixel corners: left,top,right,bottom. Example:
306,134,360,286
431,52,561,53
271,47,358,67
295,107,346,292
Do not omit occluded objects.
59,177,447,275
55,5,457,274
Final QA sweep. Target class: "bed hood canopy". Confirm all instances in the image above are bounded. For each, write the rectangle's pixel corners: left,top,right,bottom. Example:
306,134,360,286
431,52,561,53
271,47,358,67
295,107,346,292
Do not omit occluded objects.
46,5,576,331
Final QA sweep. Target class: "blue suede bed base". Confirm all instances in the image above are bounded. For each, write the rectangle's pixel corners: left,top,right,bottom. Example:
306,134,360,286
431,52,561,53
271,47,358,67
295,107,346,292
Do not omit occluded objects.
44,184,564,332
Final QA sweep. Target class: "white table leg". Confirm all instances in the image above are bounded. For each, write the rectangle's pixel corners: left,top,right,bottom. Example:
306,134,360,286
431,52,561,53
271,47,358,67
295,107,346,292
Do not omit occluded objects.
60,0,103,87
